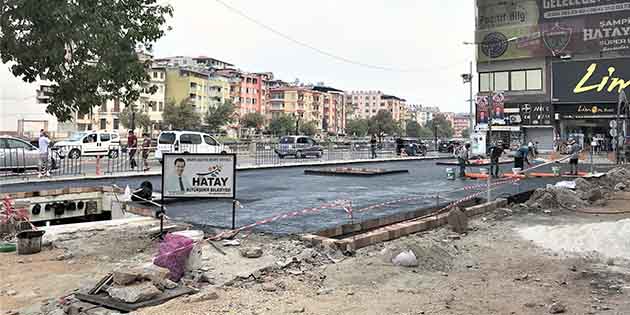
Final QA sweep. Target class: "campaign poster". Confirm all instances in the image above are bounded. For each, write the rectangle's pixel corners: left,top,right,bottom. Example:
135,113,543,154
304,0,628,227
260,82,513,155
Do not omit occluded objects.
476,95,490,125
162,153,236,199
492,92,505,120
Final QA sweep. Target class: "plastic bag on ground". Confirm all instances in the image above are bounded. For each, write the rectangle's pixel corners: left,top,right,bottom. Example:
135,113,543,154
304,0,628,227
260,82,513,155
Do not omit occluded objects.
153,233,194,281
391,250,419,267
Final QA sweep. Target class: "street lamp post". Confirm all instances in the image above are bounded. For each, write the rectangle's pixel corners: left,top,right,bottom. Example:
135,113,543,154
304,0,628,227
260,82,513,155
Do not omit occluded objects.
461,62,474,133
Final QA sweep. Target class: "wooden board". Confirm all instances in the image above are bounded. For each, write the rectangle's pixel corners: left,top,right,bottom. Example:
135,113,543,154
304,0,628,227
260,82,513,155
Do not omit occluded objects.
75,286,196,312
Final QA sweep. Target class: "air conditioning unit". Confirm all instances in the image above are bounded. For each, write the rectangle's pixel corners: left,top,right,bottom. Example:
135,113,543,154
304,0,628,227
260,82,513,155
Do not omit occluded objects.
509,115,522,123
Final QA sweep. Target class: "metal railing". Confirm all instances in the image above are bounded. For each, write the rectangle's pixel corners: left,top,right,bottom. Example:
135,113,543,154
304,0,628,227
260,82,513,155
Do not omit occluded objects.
0,146,82,178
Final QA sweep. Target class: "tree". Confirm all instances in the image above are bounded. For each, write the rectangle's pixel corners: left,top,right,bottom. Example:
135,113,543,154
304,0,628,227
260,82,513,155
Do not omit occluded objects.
0,0,173,122
426,114,454,139
368,110,398,138
162,99,201,130
268,114,296,136
299,121,319,136
205,101,235,132
346,119,369,137
240,112,265,130
120,106,152,132
461,127,471,139
405,120,433,139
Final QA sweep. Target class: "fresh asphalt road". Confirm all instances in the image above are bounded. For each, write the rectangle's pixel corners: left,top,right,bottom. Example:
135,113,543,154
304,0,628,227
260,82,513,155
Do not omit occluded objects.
1,159,615,235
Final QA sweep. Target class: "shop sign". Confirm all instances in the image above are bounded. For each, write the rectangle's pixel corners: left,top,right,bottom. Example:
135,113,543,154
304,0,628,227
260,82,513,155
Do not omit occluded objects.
556,104,620,119
553,58,630,103
519,103,553,125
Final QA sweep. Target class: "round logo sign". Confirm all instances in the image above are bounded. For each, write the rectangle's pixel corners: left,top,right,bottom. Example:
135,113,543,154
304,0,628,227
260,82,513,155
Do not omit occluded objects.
481,32,509,59
610,120,618,128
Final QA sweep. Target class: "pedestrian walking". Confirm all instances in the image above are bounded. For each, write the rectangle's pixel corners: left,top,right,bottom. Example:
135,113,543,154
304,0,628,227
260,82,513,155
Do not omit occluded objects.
370,134,378,159
128,130,138,170
489,141,504,178
38,129,51,178
456,143,470,179
567,138,581,175
142,133,151,171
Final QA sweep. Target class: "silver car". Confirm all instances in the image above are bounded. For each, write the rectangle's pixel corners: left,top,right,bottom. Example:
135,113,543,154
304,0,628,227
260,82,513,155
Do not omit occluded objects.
0,136,56,172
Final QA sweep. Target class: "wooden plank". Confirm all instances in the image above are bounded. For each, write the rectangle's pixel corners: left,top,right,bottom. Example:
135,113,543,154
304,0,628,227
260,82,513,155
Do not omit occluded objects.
76,286,196,312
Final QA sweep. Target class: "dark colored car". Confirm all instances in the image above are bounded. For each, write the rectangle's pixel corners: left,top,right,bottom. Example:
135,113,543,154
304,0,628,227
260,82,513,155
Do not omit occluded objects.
396,137,427,156
275,136,323,159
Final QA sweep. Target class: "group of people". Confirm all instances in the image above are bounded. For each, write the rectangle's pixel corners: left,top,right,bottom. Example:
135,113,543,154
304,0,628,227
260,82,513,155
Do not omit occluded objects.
453,138,582,179
127,130,152,172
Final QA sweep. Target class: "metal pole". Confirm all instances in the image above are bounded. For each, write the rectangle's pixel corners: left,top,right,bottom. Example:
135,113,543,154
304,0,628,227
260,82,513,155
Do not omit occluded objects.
487,170,491,202
232,200,237,230
469,61,474,132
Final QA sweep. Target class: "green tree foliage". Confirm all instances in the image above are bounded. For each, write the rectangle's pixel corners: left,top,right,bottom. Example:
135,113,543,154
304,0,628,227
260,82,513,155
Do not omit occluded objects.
426,114,454,139
269,114,296,136
119,105,152,131
240,112,265,130
299,121,319,136
0,0,173,121
368,110,398,138
205,101,235,132
162,99,201,130
461,127,471,139
405,120,433,138
346,119,369,137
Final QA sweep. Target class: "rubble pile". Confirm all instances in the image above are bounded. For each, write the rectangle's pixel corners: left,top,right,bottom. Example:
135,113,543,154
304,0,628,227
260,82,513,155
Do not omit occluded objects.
515,167,630,212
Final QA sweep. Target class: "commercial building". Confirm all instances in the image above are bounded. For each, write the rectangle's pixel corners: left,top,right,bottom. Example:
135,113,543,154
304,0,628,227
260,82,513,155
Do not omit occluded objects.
474,0,630,151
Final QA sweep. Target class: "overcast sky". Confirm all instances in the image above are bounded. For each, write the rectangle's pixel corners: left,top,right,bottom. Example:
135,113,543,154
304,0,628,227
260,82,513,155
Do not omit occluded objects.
1,0,476,130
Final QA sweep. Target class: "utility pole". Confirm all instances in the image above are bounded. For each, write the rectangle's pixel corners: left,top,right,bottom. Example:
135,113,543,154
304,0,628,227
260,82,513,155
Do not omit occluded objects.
461,62,475,133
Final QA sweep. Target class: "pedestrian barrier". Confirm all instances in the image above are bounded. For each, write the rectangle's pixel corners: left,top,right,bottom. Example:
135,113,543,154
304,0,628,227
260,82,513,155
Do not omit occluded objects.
0,146,82,178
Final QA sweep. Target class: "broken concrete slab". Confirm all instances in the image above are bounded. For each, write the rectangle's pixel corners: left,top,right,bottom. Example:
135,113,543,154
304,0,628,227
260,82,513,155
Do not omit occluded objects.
106,282,161,304
240,247,263,258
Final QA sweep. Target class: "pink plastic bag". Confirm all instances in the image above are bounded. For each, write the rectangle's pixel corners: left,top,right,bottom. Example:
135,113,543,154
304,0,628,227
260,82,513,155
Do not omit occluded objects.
153,233,194,281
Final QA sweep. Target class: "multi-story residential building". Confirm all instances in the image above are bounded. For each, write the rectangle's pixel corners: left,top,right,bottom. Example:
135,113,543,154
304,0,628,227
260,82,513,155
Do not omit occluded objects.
441,112,456,128
268,85,347,135
453,114,471,138
416,106,440,126
382,95,406,123
313,86,346,135
145,67,167,126
215,69,272,117
153,56,233,70
348,91,383,120
164,67,211,114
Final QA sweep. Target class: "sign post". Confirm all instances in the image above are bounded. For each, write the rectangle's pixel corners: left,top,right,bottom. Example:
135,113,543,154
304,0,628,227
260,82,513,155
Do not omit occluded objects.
161,153,237,234
618,91,628,164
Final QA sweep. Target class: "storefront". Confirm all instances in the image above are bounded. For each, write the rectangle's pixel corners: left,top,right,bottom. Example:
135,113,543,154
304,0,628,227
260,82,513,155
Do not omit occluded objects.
552,58,630,150
520,103,554,151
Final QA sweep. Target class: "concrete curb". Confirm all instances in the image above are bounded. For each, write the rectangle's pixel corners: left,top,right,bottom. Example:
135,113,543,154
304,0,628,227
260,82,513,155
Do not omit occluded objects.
0,156,449,186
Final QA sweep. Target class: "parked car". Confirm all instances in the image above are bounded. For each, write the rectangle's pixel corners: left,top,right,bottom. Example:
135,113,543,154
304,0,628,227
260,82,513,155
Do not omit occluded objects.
438,140,462,153
396,137,427,156
275,136,323,159
0,136,57,172
53,131,121,159
155,131,230,163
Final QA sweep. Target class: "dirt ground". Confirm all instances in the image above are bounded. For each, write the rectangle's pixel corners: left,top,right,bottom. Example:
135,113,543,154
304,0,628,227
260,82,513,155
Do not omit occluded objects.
3,202,630,314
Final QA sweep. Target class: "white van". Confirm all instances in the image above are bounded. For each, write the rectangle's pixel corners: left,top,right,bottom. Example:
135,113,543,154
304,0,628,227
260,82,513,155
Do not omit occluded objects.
53,131,121,159
155,131,229,162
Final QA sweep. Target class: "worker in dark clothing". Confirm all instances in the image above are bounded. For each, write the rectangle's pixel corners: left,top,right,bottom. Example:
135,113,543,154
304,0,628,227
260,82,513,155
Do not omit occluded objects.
456,143,471,179
395,137,404,156
567,138,581,175
370,134,378,159
514,143,531,170
489,141,504,178
128,130,138,170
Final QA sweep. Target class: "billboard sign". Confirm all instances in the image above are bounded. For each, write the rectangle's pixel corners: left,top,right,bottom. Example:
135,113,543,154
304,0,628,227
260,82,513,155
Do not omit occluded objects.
475,0,630,61
162,153,236,199
552,58,630,103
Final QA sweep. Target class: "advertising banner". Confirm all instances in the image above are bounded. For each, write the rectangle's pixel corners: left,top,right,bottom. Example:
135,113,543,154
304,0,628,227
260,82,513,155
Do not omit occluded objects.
476,95,490,125
475,0,630,61
162,153,236,199
552,58,630,103
519,103,553,125
555,104,619,119
491,92,506,120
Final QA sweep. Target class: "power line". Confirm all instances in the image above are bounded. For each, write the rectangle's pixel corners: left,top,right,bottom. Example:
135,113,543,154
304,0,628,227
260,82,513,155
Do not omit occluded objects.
213,0,468,73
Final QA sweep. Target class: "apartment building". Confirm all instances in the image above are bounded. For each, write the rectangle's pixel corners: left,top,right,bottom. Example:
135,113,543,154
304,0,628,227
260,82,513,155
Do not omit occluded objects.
348,90,383,120
145,67,167,125
215,69,272,117
452,114,471,138
269,87,323,131
153,55,233,70
165,67,212,114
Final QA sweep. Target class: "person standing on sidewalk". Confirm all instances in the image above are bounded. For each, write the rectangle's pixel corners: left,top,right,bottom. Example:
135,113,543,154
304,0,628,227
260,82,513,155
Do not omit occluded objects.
142,133,151,171
489,141,504,178
456,143,470,179
38,130,51,178
567,138,581,175
370,134,378,159
127,130,138,170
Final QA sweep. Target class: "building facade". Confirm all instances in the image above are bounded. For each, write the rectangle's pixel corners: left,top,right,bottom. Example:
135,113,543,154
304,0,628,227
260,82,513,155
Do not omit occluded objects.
165,67,212,114
452,114,470,138
474,0,630,151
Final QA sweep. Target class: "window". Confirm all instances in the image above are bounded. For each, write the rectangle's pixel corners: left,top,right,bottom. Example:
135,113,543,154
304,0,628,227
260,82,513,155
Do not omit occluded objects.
253,78,258,84
494,72,509,91
511,71,526,91
159,132,176,144
297,137,308,144
100,119,107,130
7,139,34,150
526,69,542,90
180,134,202,144
100,133,110,142
153,72,158,78
84,134,97,143
160,72,164,79
159,101,164,111
253,98,257,104
204,135,217,146
246,78,252,84
280,137,295,144
480,73,493,92
113,119,119,130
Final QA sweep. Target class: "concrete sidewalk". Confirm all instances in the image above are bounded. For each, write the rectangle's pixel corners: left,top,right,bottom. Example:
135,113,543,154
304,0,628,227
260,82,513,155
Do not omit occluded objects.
0,155,449,186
